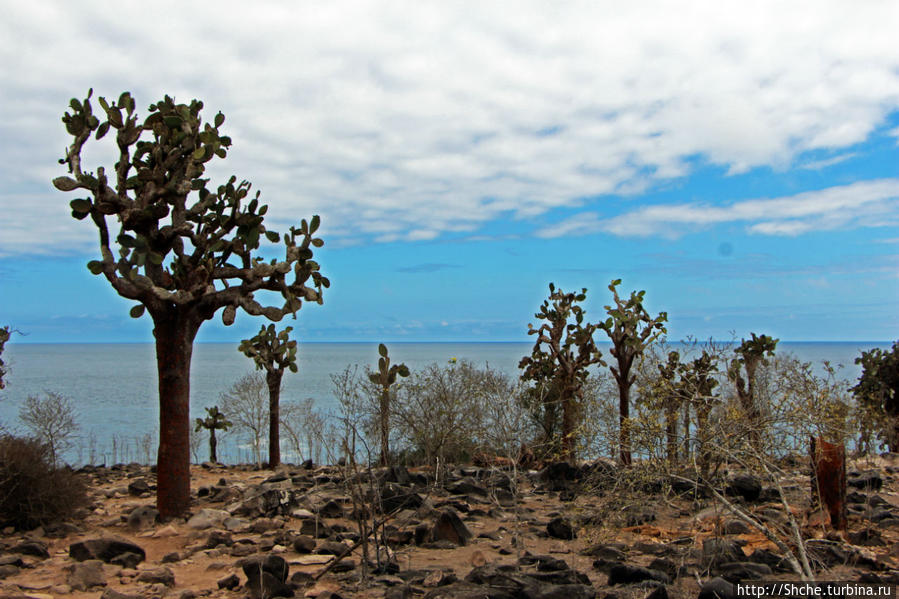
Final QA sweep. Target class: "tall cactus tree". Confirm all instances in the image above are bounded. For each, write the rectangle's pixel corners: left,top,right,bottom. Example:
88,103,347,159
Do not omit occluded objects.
195,405,232,464
520,284,604,462
368,343,410,467
598,279,667,466
54,90,329,517
728,333,778,450
239,324,298,468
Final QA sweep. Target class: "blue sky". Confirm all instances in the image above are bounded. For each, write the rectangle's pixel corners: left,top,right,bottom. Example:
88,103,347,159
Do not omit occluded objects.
0,2,897,343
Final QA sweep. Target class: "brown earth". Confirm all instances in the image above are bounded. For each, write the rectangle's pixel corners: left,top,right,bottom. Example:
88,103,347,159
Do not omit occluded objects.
0,454,897,599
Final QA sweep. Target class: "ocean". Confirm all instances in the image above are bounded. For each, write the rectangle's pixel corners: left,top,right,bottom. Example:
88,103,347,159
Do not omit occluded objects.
0,341,890,464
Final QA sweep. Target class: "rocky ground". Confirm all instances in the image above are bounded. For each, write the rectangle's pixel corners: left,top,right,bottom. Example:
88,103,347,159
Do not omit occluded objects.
1,453,897,599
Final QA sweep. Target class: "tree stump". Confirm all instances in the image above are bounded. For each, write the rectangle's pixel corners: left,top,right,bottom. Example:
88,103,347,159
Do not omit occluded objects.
809,436,847,531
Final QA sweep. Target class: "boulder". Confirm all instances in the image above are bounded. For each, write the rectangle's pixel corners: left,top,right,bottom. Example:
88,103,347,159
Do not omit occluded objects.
292,535,316,553
431,509,473,546
606,564,670,586
698,576,737,599
240,554,292,599
724,474,761,502
9,540,49,558
69,538,146,565
547,517,576,540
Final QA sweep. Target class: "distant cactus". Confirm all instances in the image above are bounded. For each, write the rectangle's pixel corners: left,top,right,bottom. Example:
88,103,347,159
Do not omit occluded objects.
728,333,778,450
368,343,409,467
239,325,298,468
54,90,328,517
194,406,231,464
598,279,667,466
520,284,604,462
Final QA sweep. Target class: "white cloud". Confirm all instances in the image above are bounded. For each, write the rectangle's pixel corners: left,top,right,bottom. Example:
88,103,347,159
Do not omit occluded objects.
2,1,899,253
537,179,899,238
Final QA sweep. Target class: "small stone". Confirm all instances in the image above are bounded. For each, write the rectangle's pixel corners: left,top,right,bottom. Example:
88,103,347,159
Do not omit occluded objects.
67,559,107,591
127,505,159,530
127,478,150,496
136,566,175,586
293,535,316,553
217,573,240,589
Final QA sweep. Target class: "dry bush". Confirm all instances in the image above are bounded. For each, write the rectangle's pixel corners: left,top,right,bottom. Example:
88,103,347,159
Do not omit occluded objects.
0,435,87,529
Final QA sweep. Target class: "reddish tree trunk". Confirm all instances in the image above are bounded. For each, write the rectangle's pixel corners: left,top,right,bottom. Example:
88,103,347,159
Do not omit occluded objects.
561,387,576,462
379,389,390,467
618,383,632,466
153,312,200,519
810,437,847,531
266,369,283,468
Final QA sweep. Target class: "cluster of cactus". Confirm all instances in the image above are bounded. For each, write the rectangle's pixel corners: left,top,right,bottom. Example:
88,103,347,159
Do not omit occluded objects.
852,341,899,451
727,333,778,449
368,343,410,466
519,283,605,462
54,90,328,517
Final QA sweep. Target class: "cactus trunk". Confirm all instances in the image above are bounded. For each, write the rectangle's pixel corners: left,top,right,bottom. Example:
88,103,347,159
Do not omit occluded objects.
153,311,201,519
266,369,283,468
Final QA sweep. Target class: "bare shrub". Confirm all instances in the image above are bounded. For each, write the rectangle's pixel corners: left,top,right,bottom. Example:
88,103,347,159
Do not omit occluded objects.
0,435,87,529
19,391,79,465
395,360,505,475
220,372,268,465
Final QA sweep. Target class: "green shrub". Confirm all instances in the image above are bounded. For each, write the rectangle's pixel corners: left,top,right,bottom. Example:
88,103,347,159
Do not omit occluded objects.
0,435,87,529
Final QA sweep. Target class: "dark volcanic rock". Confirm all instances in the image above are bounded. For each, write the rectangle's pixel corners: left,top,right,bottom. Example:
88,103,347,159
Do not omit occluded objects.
701,538,745,568
218,573,240,589
547,517,576,540
135,566,175,586
432,509,473,546
240,554,292,599
292,535,316,553
127,478,150,496
205,530,234,549
717,562,772,582
607,564,670,586
447,477,488,497
725,474,762,502
848,471,883,491
540,461,581,491
381,483,424,513
582,543,627,561
9,540,49,558
109,551,144,569
698,577,737,599
69,538,146,565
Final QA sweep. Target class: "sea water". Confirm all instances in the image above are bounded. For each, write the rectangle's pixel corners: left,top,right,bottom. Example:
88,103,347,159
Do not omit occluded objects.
0,341,890,464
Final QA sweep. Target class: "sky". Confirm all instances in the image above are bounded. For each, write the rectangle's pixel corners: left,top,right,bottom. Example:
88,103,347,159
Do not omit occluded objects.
0,1,897,343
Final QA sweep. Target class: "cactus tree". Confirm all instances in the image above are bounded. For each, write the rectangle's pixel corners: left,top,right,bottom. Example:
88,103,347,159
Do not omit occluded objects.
54,90,329,517
195,406,232,464
520,284,604,462
239,324,298,468
728,333,778,450
368,343,410,467
598,279,667,466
